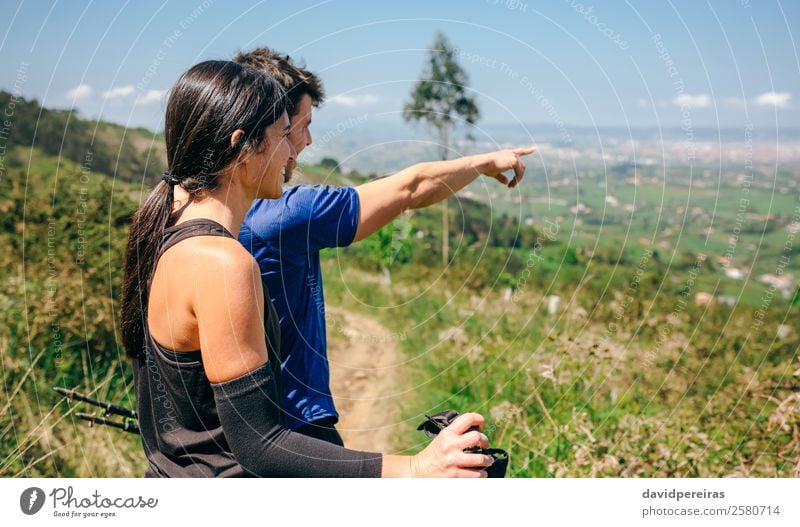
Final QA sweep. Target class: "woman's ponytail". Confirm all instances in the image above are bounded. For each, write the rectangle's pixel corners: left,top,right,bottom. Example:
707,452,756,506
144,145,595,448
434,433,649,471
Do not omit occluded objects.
119,60,286,358
120,178,174,358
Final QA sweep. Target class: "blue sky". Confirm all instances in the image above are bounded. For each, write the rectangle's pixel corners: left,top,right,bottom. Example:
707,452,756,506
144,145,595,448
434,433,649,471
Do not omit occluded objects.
1,0,798,130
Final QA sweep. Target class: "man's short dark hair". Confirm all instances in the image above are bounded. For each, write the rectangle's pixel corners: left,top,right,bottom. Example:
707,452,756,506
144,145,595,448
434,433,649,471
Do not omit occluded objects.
233,47,324,116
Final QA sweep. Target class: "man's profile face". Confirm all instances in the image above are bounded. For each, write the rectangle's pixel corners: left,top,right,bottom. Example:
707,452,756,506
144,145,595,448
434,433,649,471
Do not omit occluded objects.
284,94,314,182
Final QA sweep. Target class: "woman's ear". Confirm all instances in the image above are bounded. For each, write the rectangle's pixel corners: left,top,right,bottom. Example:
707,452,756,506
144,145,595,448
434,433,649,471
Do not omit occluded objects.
230,129,245,149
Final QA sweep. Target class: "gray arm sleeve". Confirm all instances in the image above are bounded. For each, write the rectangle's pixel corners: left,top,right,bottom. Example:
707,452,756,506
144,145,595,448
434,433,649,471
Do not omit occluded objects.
211,362,383,477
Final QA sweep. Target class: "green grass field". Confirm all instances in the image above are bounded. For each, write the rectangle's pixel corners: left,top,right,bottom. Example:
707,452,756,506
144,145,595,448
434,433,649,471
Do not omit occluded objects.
1,138,797,477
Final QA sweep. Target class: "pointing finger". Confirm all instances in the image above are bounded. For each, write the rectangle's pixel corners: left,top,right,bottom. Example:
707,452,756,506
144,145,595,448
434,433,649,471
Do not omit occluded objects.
512,146,536,157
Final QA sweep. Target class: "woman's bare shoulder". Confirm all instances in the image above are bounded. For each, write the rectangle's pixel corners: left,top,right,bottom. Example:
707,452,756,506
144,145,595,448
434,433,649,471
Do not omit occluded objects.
154,234,261,313
162,234,258,274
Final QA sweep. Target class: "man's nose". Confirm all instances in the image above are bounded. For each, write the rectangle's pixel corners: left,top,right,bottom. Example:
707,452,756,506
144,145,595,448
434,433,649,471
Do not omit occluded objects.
306,129,312,147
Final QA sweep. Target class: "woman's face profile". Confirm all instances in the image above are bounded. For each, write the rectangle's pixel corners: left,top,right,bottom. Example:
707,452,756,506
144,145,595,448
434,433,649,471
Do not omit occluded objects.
244,111,294,199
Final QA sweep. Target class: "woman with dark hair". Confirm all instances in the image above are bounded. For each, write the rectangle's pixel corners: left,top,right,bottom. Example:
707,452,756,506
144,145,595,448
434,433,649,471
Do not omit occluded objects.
120,60,494,477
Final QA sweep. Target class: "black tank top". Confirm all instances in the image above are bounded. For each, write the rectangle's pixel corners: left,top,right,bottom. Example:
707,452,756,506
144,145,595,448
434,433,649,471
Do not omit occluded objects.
132,218,282,477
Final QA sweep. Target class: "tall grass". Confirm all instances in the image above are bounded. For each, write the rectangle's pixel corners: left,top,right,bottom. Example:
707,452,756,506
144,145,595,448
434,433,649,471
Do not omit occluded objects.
323,249,800,477
1,147,145,476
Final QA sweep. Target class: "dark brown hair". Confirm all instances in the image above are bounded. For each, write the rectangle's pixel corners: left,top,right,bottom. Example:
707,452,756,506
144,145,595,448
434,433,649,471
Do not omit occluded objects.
120,60,286,358
233,47,324,116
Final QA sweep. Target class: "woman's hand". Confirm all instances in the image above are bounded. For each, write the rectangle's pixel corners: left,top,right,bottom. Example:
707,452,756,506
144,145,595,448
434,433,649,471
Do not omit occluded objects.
479,146,536,188
410,412,494,478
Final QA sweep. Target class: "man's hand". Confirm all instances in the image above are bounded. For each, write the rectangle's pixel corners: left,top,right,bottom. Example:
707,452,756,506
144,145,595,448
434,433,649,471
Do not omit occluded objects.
479,146,535,188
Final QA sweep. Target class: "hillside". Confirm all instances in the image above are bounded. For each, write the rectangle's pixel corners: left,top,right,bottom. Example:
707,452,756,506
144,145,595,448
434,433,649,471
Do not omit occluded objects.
1,101,798,477
0,91,166,185
1,146,143,476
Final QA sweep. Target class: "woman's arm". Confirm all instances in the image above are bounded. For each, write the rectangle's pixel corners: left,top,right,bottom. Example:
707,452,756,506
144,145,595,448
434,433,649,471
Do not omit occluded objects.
192,237,492,477
210,361,384,477
192,239,381,476
192,240,272,384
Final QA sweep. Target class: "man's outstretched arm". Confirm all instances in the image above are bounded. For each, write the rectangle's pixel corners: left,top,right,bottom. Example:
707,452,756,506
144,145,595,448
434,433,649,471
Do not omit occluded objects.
352,147,535,242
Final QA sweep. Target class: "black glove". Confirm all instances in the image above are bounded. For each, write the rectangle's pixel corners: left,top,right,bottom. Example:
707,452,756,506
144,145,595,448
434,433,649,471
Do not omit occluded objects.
416,410,509,478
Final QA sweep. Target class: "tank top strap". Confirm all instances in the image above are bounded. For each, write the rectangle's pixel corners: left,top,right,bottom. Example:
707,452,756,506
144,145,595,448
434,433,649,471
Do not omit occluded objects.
159,218,235,257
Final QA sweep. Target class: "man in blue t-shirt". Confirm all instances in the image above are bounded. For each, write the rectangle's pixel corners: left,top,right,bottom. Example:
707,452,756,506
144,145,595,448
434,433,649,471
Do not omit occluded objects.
234,48,534,445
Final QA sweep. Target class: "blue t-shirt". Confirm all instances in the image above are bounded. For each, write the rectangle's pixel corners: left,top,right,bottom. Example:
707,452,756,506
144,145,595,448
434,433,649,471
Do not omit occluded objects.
239,184,360,430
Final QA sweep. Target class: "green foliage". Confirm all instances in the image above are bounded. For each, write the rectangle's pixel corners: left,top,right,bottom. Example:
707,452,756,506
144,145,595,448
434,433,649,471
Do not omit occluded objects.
402,31,481,266
325,254,799,477
319,157,341,173
403,32,479,158
360,215,413,283
1,147,144,476
0,91,166,185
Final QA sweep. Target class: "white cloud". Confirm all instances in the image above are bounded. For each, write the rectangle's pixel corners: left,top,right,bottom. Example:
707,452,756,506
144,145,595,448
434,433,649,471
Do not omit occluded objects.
755,91,791,108
328,94,380,107
672,94,711,108
137,89,166,105
66,84,92,100
103,85,135,99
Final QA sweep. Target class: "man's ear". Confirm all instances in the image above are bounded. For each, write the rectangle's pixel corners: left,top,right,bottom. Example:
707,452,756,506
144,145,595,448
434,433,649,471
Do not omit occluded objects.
230,129,245,149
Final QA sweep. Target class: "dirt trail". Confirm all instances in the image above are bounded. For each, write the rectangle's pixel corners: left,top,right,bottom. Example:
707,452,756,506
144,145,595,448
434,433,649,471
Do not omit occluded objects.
326,307,405,453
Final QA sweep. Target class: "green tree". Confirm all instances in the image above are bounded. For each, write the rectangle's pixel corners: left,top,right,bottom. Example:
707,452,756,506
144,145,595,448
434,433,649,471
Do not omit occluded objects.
319,157,341,173
362,216,413,285
403,32,480,267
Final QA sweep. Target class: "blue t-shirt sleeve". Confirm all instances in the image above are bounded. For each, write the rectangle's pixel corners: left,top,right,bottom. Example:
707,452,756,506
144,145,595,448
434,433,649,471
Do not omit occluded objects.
274,184,361,254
